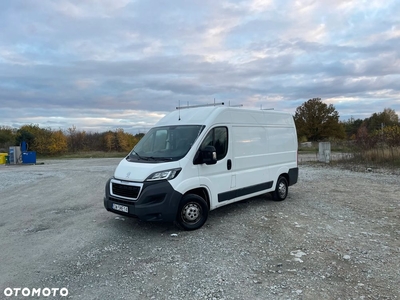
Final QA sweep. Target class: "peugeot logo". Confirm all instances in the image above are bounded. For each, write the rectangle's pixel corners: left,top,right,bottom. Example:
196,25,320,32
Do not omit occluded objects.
126,172,131,179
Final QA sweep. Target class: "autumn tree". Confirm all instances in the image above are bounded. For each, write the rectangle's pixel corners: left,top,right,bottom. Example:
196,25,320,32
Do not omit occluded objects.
364,108,399,133
294,98,345,141
85,132,104,151
67,125,79,152
48,130,68,155
0,126,16,150
32,127,52,154
67,125,84,152
115,129,131,152
342,118,364,140
356,124,376,151
2,124,147,155
16,124,44,151
15,125,68,155
103,131,115,152
382,125,400,160
101,129,137,152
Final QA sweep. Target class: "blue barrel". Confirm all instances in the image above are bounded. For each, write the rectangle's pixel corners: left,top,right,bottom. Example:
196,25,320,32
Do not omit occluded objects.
21,141,28,152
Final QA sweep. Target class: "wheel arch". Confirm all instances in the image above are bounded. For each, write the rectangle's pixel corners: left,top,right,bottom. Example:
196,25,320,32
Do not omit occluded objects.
279,172,289,184
183,187,210,210
275,172,289,188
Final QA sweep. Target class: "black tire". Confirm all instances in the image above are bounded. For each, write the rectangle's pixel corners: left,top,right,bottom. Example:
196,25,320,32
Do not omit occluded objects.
273,176,288,201
176,194,208,231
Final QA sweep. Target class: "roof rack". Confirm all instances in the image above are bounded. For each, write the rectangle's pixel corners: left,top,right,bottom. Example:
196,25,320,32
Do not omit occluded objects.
260,104,274,110
176,102,225,110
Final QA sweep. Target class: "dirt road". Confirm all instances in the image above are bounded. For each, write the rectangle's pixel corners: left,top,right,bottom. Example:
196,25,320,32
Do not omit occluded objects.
0,158,399,299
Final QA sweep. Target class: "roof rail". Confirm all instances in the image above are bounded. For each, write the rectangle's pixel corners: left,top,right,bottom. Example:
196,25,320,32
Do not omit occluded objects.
260,104,274,110
176,102,225,110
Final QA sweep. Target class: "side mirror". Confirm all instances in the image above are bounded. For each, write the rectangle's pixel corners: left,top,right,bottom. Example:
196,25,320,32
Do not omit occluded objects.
201,146,217,165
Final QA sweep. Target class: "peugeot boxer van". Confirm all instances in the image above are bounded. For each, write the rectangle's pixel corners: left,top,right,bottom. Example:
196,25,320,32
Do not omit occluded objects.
104,104,298,230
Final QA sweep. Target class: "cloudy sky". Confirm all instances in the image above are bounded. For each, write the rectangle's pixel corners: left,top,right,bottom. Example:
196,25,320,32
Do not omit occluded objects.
1,0,399,133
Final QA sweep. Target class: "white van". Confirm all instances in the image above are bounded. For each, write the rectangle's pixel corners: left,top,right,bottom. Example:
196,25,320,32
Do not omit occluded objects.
104,105,298,230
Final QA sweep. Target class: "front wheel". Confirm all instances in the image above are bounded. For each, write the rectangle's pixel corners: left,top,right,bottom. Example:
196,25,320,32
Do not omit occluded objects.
176,194,208,231
273,176,288,201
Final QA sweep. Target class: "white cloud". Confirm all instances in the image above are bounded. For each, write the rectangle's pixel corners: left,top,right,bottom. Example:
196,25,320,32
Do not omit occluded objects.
0,0,399,131
74,79,97,89
53,0,131,18
249,0,274,12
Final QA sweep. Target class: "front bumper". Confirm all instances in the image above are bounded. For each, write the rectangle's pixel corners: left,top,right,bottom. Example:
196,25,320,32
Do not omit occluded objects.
104,178,182,222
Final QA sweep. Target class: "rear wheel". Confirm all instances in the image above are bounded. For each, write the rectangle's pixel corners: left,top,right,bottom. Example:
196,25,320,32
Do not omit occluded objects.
273,176,288,201
176,194,208,231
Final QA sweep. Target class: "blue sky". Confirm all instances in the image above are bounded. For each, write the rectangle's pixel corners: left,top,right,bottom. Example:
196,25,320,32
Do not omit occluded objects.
1,0,399,133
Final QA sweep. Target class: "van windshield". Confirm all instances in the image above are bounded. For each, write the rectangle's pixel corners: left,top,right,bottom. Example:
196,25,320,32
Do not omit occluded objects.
128,125,204,162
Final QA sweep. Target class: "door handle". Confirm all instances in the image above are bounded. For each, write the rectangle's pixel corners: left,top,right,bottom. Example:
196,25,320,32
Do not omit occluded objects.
227,159,232,170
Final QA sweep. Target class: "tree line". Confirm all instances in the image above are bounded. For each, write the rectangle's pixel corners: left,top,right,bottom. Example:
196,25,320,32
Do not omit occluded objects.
1,98,399,158
294,98,400,164
0,124,144,156
294,98,399,141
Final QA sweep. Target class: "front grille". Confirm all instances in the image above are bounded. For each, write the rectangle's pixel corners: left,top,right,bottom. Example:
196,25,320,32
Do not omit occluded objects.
112,182,140,199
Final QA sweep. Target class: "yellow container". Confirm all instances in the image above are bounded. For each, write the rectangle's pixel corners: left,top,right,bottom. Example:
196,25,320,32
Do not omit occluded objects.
0,153,7,164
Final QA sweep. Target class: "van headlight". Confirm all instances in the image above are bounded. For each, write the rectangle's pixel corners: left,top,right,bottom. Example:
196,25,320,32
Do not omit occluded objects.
146,168,182,181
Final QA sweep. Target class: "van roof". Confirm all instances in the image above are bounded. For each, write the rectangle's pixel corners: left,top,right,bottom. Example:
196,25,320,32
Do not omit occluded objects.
156,106,294,127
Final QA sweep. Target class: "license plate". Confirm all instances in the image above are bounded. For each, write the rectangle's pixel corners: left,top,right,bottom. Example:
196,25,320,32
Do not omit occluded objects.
112,203,128,213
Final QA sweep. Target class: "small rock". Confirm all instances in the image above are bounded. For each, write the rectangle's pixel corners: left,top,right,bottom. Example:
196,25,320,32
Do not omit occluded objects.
295,290,303,295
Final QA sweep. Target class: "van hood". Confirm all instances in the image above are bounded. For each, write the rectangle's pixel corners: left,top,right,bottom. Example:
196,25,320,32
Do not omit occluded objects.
113,158,181,182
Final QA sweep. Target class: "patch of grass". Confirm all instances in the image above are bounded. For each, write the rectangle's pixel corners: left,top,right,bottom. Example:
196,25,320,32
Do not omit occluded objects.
38,151,126,159
334,148,400,171
298,141,355,153
298,148,318,154
354,148,400,167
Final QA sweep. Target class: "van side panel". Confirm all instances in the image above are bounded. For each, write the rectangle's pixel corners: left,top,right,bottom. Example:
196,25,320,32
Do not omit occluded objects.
267,127,297,153
266,127,298,165
267,124,298,189
212,110,298,207
231,125,270,194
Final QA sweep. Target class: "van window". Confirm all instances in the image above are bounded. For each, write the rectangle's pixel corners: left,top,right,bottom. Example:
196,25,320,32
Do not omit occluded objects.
129,125,204,162
200,127,228,160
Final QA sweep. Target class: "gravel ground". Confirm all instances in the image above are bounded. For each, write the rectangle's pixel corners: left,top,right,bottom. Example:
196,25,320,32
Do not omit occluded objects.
0,157,399,299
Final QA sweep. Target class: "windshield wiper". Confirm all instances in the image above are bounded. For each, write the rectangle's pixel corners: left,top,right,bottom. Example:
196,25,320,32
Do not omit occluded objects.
145,156,172,161
156,157,173,161
130,151,173,162
131,150,149,161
